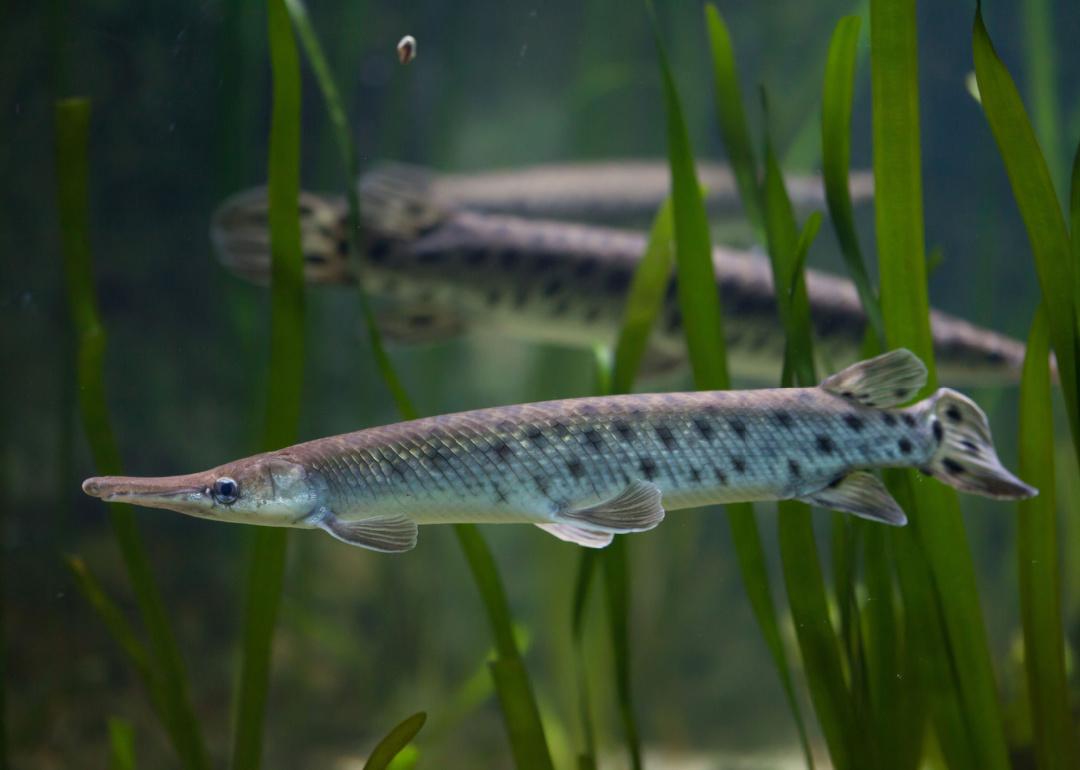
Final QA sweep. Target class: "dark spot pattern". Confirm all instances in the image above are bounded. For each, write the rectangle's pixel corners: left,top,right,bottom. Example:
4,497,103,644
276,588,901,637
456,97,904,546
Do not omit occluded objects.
901,414,916,428
843,414,865,432
613,420,635,441
639,457,657,480
788,459,802,479
714,467,728,485
961,439,980,456
566,457,585,479
532,474,549,496
605,270,631,293
494,485,508,503
728,418,748,440
552,421,570,437
690,467,702,483
575,259,598,278
525,426,546,447
816,435,835,454
897,438,913,455
369,239,392,264
883,413,897,427
773,410,794,429
654,424,677,450
693,418,715,441
827,475,845,489
425,446,450,467
945,405,963,423
942,458,965,475
493,441,514,462
932,420,944,443
732,456,747,474
582,429,605,453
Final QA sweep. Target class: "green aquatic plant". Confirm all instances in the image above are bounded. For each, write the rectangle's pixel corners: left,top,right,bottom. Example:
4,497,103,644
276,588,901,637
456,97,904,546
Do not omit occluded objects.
974,5,1079,767
361,712,427,770
279,2,553,767
55,97,211,770
872,2,1009,767
229,2,306,768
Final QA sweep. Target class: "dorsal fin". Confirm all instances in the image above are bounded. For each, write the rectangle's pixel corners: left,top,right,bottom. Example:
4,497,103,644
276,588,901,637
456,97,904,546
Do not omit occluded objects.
359,163,450,238
560,479,665,533
799,471,907,526
819,349,928,408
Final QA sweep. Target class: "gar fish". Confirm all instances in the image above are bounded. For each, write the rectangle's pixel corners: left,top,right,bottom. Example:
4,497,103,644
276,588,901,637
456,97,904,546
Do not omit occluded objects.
212,165,1027,384
82,350,1035,552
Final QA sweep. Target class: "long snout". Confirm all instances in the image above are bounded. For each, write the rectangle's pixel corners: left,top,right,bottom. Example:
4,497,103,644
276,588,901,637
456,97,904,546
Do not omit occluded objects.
82,473,210,509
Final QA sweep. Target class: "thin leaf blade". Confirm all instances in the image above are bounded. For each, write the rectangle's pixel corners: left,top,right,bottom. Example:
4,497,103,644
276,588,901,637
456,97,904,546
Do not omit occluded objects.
363,712,427,770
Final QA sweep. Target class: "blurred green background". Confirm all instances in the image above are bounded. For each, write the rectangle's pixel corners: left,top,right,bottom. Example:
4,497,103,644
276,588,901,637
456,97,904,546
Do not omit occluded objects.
4,0,1078,767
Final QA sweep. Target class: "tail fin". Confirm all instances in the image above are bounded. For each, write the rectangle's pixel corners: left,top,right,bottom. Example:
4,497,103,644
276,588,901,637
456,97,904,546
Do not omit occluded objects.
210,187,350,285
921,388,1036,500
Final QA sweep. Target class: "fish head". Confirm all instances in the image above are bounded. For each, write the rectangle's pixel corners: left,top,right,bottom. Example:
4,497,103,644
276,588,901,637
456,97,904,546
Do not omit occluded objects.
81,455,326,527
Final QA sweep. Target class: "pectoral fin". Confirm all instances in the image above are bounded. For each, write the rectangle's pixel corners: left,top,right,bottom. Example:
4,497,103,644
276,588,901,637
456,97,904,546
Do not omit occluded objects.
798,471,907,526
535,522,614,548
317,512,419,552
560,479,665,533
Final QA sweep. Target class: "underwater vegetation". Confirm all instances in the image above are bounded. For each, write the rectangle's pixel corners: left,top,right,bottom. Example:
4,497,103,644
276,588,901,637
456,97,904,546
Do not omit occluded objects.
15,0,1078,767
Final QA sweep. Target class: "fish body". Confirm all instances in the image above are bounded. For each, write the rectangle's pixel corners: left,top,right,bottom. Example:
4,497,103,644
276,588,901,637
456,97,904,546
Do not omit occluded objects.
212,164,1026,384
82,351,1035,552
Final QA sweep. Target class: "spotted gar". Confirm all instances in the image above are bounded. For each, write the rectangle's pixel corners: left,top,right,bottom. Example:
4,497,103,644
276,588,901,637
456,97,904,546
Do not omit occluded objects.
211,164,1026,384
82,350,1034,552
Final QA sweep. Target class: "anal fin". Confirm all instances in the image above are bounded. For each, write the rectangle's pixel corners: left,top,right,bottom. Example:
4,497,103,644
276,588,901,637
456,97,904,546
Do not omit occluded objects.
536,522,614,549
561,479,665,533
798,471,907,526
317,511,418,552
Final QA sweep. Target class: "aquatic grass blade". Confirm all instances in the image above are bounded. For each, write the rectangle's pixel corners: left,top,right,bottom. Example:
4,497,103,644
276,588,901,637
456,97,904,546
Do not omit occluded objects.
821,15,884,346
1016,307,1078,770
703,3,763,235
1021,0,1065,197
601,538,641,770
282,0,414,418
871,2,1010,767
599,197,684,770
611,199,675,394
230,1,305,767
973,4,1080,455
777,503,861,770
362,712,427,770
653,7,814,767
568,550,598,769
55,97,210,770
283,3,553,766
760,88,865,769
66,557,165,721
759,94,816,387
108,718,137,770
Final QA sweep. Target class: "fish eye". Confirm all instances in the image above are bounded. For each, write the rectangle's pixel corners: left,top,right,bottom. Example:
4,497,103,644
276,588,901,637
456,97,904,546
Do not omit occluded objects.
212,477,239,505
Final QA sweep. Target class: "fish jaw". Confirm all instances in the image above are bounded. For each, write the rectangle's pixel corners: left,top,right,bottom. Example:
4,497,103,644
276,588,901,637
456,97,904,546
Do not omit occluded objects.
82,457,329,528
82,472,217,514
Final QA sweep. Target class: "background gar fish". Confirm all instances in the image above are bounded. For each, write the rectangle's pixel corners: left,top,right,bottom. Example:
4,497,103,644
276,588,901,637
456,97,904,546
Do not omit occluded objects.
212,163,1027,384
82,350,1035,553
